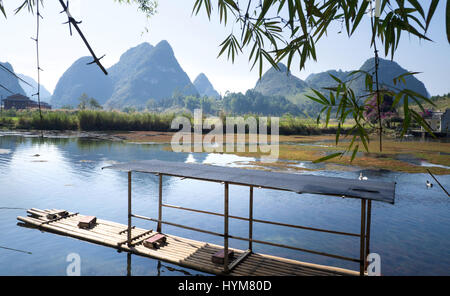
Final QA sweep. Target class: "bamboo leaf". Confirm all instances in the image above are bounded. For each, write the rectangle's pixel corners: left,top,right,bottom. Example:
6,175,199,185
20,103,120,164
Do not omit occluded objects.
447,0,450,43
312,152,344,163
425,0,439,32
351,144,359,162
351,0,369,35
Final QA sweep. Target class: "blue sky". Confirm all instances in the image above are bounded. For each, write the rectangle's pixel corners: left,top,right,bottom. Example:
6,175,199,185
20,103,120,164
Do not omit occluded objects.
0,0,448,96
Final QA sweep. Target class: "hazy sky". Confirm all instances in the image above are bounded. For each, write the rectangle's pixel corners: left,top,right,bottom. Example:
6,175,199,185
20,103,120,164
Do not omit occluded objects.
0,0,448,96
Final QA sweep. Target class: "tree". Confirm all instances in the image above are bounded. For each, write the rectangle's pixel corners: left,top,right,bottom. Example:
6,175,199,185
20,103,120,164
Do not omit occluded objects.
0,1,157,19
78,93,89,110
191,0,448,161
364,93,398,128
78,93,102,110
88,98,103,110
3,0,449,160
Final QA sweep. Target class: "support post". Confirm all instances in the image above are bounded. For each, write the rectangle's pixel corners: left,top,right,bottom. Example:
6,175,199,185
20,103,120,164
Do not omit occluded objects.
127,171,132,247
127,252,131,276
224,182,229,273
157,174,163,233
365,200,372,271
249,186,253,251
359,199,366,276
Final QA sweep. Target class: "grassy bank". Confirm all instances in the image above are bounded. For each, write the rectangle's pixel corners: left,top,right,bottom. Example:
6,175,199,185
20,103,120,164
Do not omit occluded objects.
0,109,342,135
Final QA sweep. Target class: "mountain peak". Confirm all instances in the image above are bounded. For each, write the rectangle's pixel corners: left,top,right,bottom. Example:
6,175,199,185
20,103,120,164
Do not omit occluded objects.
0,61,26,98
155,40,171,49
51,56,113,107
254,63,308,97
194,73,220,99
104,40,198,108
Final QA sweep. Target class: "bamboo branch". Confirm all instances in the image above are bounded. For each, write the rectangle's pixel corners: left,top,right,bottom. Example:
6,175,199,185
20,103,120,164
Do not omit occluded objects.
58,0,108,75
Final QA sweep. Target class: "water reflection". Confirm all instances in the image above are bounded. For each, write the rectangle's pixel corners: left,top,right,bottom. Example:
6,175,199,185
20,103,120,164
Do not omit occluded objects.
0,134,449,276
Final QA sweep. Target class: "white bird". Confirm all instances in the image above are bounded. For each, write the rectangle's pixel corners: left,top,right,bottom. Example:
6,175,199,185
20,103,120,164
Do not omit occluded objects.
359,172,368,181
426,180,433,188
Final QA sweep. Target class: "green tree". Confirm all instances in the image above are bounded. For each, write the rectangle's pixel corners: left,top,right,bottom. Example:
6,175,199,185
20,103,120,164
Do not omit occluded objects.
5,0,449,161
78,93,89,110
191,0,448,160
88,98,103,110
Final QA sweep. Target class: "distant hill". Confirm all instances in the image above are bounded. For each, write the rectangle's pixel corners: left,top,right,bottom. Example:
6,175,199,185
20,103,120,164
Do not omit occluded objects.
254,63,309,97
105,41,198,109
0,62,26,98
193,73,220,99
306,58,430,99
51,56,113,108
250,58,431,117
17,73,51,103
305,69,351,90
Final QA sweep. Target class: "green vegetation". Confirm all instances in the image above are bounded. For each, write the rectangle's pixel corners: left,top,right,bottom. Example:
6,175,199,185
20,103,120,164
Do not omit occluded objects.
0,109,342,135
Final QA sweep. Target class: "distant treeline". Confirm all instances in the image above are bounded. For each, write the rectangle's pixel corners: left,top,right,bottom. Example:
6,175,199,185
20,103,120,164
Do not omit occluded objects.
141,90,307,117
0,109,339,135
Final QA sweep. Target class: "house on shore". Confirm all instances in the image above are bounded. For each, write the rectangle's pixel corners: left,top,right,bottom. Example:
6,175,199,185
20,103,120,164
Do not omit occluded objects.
421,108,450,134
1,94,51,110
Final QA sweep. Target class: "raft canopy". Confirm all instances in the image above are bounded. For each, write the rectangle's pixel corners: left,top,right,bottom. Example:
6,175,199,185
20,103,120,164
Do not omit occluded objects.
103,159,395,204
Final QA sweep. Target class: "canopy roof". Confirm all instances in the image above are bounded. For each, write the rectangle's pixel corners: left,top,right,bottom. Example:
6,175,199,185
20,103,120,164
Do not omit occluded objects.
103,159,395,204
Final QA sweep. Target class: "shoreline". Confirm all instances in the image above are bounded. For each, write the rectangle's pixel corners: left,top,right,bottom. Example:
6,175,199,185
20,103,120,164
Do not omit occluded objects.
1,129,449,175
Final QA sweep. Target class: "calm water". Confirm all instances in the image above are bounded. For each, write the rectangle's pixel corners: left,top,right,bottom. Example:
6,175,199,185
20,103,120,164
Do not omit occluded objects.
0,134,449,276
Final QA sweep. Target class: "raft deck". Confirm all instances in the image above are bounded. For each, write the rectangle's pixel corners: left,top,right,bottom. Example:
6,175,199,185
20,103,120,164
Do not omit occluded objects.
17,208,360,276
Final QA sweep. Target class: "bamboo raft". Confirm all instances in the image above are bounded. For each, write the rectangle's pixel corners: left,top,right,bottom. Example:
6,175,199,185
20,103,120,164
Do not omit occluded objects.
17,208,359,276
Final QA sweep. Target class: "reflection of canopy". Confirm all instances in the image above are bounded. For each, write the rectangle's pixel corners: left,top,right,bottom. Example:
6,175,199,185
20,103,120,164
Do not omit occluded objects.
103,159,395,204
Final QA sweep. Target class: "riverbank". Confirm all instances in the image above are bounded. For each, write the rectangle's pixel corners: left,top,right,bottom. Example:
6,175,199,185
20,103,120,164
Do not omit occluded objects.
2,130,449,175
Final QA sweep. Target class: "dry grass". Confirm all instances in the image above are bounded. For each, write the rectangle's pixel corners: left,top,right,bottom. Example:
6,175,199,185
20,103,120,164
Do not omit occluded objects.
121,131,450,174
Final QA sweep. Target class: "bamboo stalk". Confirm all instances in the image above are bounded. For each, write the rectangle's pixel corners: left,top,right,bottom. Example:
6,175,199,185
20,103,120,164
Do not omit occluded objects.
224,182,229,273
157,174,163,232
360,199,366,276
365,200,372,271
427,169,450,197
128,171,132,246
249,186,253,251
162,203,359,237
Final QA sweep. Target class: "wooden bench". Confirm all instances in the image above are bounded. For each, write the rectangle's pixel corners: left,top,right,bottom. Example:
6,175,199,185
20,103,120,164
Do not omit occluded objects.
78,216,97,229
143,233,166,249
212,249,234,265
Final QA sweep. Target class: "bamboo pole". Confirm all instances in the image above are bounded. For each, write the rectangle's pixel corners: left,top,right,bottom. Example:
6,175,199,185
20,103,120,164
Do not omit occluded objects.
128,171,132,247
127,252,131,276
360,199,366,276
365,200,372,271
224,182,229,273
249,186,253,251
157,174,163,232
161,203,359,237
427,169,450,197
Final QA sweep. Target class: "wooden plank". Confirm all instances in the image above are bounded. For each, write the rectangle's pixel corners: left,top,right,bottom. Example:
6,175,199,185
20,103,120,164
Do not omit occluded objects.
18,208,361,276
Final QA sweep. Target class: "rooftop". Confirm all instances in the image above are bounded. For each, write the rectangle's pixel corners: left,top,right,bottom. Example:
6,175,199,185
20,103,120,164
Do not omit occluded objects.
103,159,396,204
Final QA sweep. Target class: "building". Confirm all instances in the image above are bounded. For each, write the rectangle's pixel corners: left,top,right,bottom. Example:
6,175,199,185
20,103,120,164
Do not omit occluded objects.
1,93,51,110
422,108,450,133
